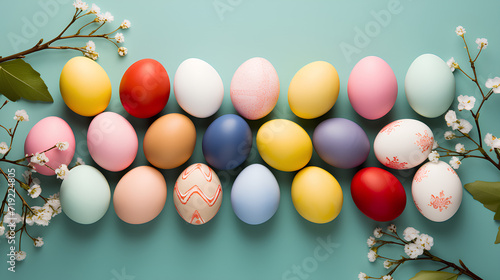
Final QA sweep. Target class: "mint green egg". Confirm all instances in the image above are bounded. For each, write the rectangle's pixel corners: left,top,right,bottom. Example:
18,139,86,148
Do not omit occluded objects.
60,165,111,224
405,54,455,118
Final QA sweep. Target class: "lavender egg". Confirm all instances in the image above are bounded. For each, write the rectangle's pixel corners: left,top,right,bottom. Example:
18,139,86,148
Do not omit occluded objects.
313,118,370,169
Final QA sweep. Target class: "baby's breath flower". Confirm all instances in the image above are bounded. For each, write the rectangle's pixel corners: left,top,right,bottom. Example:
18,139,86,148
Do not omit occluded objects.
3,210,22,225
120,19,131,29
404,243,423,259
485,133,500,151
447,57,458,72
428,151,440,163
89,3,100,14
387,224,397,233
367,236,376,247
15,251,26,261
455,143,465,153
34,237,44,247
55,164,69,180
455,26,466,36
485,77,500,94
76,157,85,166
475,38,488,49
450,156,462,169
114,32,125,43
383,260,393,269
85,50,99,60
445,110,458,129
457,119,473,134
382,275,393,280
457,95,476,111
358,272,368,280
101,11,114,22
28,183,41,199
31,152,49,166
367,250,377,262
0,225,5,236
432,140,439,149
374,227,383,238
444,131,456,140
56,141,69,151
403,227,420,241
85,40,95,52
415,234,434,251
14,109,29,121
0,142,8,155
46,193,62,216
118,47,128,57
73,0,88,11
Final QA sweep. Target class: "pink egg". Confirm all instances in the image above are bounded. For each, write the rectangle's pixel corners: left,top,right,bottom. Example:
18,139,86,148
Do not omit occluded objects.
230,57,280,120
348,56,397,120
24,117,75,176
87,112,138,172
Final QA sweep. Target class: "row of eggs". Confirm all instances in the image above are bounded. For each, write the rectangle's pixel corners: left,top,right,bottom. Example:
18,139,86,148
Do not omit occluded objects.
25,115,462,224
59,54,455,122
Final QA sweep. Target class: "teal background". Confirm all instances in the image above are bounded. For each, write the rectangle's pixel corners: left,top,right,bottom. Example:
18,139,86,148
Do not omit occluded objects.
1,0,500,279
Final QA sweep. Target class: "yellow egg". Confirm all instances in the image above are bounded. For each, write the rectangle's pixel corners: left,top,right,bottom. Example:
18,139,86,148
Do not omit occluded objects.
288,61,340,119
60,57,112,116
256,119,312,172
292,166,343,224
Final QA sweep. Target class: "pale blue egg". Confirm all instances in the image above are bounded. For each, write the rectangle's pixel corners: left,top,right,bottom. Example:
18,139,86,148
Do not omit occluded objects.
60,165,111,224
405,54,455,118
231,164,280,225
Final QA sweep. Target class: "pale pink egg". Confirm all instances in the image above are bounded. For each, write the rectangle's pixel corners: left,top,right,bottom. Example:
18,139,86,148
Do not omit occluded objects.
348,56,397,120
230,57,280,120
87,112,138,172
24,117,75,176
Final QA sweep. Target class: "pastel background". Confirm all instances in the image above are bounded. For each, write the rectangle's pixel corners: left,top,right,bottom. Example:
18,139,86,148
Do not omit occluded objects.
1,0,499,279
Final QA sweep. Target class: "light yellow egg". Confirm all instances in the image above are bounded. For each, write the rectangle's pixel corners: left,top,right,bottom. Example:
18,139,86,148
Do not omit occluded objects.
60,56,112,116
256,119,312,172
292,166,343,224
288,61,340,119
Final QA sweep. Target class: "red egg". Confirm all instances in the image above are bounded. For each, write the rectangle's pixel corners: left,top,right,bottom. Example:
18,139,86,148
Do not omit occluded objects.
351,167,406,221
119,59,170,118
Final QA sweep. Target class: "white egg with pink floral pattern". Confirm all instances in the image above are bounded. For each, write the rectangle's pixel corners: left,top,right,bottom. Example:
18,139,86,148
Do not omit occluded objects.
374,119,434,170
412,161,463,222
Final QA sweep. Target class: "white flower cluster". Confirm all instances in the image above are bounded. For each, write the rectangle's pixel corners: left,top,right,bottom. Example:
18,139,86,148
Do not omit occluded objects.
0,142,9,155
25,193,62,227
403,227,434,259
445,110,472,134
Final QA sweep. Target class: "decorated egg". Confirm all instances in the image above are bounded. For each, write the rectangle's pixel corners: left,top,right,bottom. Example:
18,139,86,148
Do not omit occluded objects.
288,61,340,119
412,161,463,222
291,166,343,224
231,164,280,225
256,119,312,172
60,165,110,224
143,113,196,169
374,119,434,169
313,118,370,169
113,166,167,224
202,114,252,170
60,56,112,116
405,54,455,118
24,116,75,176
173,163,223,225
119,59,170,118
230,57,280,120
174,58,224,118
348,56,398,120
351,167,406,222
87,112,138,172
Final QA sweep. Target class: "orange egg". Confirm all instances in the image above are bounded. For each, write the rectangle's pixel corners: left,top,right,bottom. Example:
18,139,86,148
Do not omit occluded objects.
143,113,196,169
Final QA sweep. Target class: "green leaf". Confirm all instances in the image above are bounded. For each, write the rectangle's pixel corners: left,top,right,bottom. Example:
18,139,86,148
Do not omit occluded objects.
0,59,53,102
495,205,500,221
464,181,500,213
496,226,500,244
410,270,459,280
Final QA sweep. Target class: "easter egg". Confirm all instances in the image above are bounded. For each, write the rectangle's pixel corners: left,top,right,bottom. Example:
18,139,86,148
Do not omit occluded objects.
348,56,398,120
202,114,252,170
374,119,434,169
24,116,75,176
288,61,340,119
231,164,280,225
113,166,167,224
351,167,406,222
291,167,343,224
405,54,456,118
60,165,110,224
173,163,222,225
60,56,111,116
143,113,196,169
174,58,224,118
412,161,463,222
119,59,170,118
230,57,280,120
256,119,312,172
313,118,370,169
87,112,138,172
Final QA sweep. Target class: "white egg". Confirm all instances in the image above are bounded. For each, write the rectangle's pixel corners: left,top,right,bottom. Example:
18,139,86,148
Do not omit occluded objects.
412,161,463,222
174,58,224,118
374,119,434,169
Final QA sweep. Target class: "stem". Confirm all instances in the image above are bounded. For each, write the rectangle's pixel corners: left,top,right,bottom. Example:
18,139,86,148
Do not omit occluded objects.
2,120,19,159
0,100,8,110
423,251,483,280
